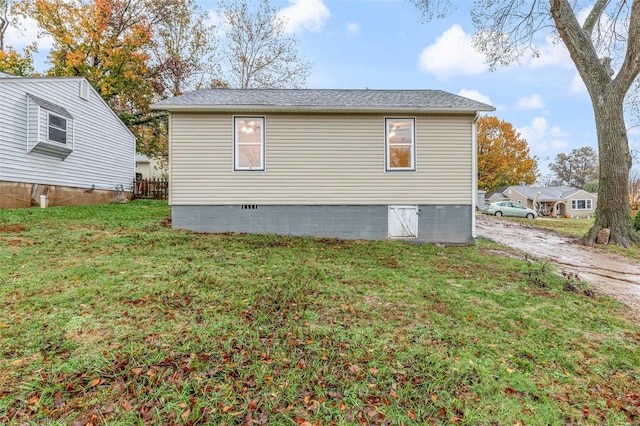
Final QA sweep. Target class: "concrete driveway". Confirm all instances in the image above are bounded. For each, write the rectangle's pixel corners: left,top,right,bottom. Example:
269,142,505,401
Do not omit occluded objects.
476,214,640,320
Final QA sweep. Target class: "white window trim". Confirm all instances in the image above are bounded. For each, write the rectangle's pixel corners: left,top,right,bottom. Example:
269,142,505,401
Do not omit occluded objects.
47,111,69,145
234,116,265,171
571,199,592,210
385,117,416,172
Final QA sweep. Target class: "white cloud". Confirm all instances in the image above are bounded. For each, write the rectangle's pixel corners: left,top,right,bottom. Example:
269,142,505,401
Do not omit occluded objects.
527,34,574,69
417,24,487,78
518,116,569,152
345,22,360,36
278,0,330,34
5,17,54,50
570,72,588,94
458,89,492,106
205,10,228,36
515,94,545,110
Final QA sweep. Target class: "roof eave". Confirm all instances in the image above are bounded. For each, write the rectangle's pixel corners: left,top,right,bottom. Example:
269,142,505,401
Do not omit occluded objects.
150,103,496,114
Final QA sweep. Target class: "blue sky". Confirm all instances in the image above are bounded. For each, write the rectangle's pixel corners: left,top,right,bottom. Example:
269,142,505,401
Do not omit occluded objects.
7,0,640,178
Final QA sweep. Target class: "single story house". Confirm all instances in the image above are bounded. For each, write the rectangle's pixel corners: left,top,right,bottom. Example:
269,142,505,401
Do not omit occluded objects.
151,89,494,243
0,73,135,208
487,185,597,218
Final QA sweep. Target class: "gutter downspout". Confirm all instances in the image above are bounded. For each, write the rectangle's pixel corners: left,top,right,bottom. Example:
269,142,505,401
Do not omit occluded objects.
472,112,480,239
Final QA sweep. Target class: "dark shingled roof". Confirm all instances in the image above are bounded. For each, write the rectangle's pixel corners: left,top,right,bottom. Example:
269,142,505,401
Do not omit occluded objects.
488,186,596,202
152,89,495,113
28,93,73,118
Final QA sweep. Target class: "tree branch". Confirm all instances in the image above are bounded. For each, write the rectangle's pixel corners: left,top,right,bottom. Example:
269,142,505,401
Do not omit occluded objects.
612,0,640,92
582,0,609,35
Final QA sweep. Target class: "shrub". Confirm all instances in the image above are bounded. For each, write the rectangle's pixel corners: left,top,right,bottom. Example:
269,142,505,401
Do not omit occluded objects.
634,210,640,232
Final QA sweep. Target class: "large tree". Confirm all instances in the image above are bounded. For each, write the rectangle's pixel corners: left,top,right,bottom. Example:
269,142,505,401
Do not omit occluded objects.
30,0,153,112
148,0,217,97
217,0,311,89
549,146,599,189
414,0,640,247
27,0,217,160
477,115,539,192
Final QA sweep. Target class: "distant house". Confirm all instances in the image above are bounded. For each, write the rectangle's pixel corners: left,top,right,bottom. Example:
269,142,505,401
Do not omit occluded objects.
0,74,135,208
135,154,168,179
152,88,494,243
487,185,597,218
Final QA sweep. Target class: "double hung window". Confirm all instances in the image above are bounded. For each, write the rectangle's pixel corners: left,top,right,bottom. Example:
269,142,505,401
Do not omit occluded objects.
48,113,68,144
385,118,415,171
234,117,265,171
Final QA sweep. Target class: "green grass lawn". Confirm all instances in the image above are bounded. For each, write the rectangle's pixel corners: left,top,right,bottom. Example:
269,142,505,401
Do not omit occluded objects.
528,217,594,238
1,201,639,425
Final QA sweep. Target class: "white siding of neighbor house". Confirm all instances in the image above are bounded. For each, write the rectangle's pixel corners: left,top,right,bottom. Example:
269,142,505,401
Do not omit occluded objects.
0,78,135,191
169,112,475,205
26,97,38,151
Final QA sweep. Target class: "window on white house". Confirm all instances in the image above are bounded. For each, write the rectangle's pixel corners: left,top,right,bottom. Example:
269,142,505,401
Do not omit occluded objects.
234,117,265,170
48,112,68,144
385,118,415,171
571,199,592,210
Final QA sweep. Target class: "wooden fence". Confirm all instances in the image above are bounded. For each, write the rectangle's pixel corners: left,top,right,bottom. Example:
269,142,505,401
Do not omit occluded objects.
133,178,168,200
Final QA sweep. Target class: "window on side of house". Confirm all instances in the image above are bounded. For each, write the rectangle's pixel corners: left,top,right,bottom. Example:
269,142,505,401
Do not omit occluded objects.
385,117,415,171
234,116,265,171
48,112,68,144
571,199,592,210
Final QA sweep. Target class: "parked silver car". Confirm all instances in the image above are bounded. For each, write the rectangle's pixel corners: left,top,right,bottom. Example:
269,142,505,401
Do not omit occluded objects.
482,201,538,219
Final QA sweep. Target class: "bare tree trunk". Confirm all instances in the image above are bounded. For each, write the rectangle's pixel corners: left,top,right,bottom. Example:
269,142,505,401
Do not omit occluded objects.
585,91,640,247
549,0,640,247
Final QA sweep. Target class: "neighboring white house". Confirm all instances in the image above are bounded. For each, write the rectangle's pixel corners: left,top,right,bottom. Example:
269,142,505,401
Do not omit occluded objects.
0,74,136,208
152,89,494,243
487,185,598,218
135,154,168,179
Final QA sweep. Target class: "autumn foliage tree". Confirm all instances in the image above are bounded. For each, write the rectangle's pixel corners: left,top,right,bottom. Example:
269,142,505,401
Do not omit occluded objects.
32,0,152,100
477,115,538,192
28,0,161,153
1,0,36,75
0,45,35,75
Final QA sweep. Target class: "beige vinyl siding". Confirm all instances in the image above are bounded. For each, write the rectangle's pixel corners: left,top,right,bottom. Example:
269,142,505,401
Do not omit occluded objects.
509,191,530,208
170,112,474,205
565,190,597,217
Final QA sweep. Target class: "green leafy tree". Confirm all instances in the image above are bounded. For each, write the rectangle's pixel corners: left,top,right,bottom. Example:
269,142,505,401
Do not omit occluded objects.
584,180,599,193
412,0,640,247
634,210,640,232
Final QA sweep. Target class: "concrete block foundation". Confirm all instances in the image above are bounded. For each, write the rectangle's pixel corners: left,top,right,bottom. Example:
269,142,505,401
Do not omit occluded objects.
172,204,474,244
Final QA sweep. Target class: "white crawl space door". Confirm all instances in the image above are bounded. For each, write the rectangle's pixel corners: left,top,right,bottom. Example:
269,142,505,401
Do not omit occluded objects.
388,205,418,238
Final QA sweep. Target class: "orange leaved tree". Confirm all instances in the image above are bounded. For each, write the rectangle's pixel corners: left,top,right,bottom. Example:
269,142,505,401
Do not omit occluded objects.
477,115,539,193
